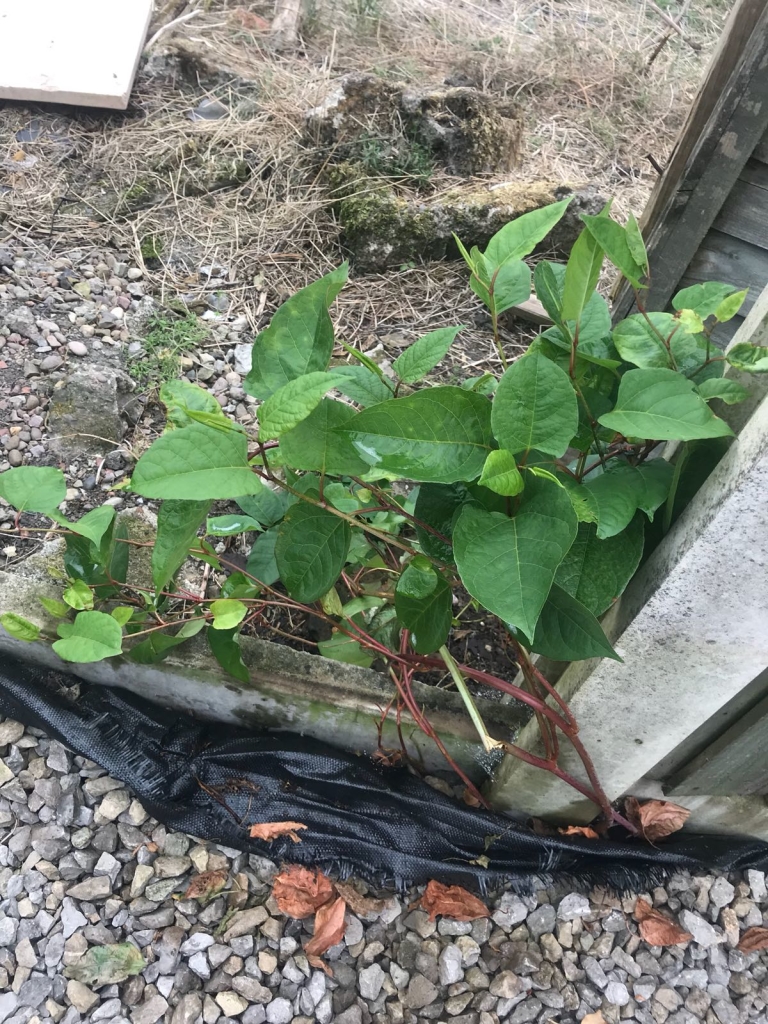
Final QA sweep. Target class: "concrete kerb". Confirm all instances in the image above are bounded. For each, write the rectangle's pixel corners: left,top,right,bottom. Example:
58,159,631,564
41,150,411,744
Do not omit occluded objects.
0,549,525,780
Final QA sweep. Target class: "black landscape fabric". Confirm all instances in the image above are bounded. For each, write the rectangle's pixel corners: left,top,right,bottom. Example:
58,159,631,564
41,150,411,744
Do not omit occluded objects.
2,654,767,891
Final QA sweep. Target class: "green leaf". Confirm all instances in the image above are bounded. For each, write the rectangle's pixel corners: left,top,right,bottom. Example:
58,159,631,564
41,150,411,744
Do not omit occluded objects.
555,518,644,616
484,199,571,267
697,378,749,404
672,281,739,319
64,943,145,985
0,612,41,642
598,368,734,441
581,213,644,287
478,449,524,496
413,483,465,562
317,628,374,667
244,265,348,400
468,246,492,307
490,261,531,315
320,587,343,617
236,481,290,528
0,466,66,513
392,326,463,383
130,619,205,664
492,351,578,457
63,579,95,611
612,313,672,368
275,503,351,603
152,500,212,593
341,386,493,483
669,330,716,380
727,342,768,373
715,288,748,322
111,607,134,626
206,514,262,537
533,260,565,325
207,624,249,683
246,527,279,586
453,475,577,637
221,572,260,600
160,379,232,430
257,370,348,440
280,399,370,476
582,462,644,540
39,596,70,618
635,459,674,520
561,228,604,323
52,611,123,663
332,364,393,407
395,562,452,654
531,583,620,661
677,309,705,335
58,507,116,550
210,599,248,630
625,213,648,274
131,423,265,500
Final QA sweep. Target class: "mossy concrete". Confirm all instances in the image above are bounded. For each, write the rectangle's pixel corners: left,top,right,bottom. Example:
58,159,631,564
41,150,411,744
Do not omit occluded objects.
0,537,524,779
334,172,605,272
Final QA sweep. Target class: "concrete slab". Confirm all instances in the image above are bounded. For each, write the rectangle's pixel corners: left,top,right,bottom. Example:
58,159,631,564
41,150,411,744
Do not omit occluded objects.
486,387,768,821
0,0,152,110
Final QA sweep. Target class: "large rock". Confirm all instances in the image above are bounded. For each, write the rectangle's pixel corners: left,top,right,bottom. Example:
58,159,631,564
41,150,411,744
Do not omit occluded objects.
47,364,136,457
334,171,604,273
306,73,522,178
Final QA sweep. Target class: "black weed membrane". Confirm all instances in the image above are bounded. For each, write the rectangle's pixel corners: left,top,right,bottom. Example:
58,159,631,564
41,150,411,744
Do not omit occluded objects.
2,654,768,892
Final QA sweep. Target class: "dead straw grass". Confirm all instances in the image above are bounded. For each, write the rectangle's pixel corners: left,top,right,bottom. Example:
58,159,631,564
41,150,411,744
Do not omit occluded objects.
0,0,728,354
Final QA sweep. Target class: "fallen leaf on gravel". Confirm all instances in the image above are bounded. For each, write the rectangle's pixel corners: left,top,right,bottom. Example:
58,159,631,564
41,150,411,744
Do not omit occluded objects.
634,897,691,946
738,927,768,952
183,869,229,903
249,821,307,843
272,864,335,919
307,954,334,977
64,943,145,984
625,797,690,841
559,825,599,839
581,1013,607,1024
304,895,347,957
419,880,489,921
333,881,386,917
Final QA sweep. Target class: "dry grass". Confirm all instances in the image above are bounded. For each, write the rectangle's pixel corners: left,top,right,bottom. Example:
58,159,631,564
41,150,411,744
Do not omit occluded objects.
0,0,730,358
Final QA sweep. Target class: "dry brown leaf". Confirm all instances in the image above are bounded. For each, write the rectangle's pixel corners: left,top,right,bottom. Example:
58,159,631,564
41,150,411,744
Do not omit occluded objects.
307,954,334,977
737,927,768,953
249,821,307,844
634,897,691,947
183,869,229,902
581,1013,607,1024
333,881,386,918
625,797,690,842
462,788,483,808
418,880,490,922
559,825,600,839
304,896,347,958
272,865,335,919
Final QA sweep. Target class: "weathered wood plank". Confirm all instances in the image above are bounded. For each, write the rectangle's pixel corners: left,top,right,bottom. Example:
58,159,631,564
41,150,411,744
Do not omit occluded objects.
739,156,768,188
668,692,768,796
612,0,768,321
681,228,768,318
0,0,152,110
713,180,768,250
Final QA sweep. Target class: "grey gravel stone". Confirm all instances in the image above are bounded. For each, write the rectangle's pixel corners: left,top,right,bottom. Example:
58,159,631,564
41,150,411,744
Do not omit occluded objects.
558,893,591,920
710,877,736,908
679,910,720,947
527,903,557,939
438,944,464,985
358,963,385,1000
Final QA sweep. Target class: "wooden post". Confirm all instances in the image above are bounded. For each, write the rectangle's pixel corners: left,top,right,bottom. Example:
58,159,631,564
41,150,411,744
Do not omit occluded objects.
271,0,303,50
613,0,768,324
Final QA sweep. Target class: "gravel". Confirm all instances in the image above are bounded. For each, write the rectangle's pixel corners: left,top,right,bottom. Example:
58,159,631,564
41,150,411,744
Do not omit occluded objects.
2,714,768,1024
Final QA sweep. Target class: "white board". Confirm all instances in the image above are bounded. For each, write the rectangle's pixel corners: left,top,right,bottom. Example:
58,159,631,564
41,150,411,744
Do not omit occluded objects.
0,0,153,110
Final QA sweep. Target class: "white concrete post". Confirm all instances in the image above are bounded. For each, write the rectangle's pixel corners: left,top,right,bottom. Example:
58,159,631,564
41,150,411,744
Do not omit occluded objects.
487,381,768,823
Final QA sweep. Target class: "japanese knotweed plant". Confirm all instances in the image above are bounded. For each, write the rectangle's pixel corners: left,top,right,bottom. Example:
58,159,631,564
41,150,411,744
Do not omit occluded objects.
3,199,765,825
